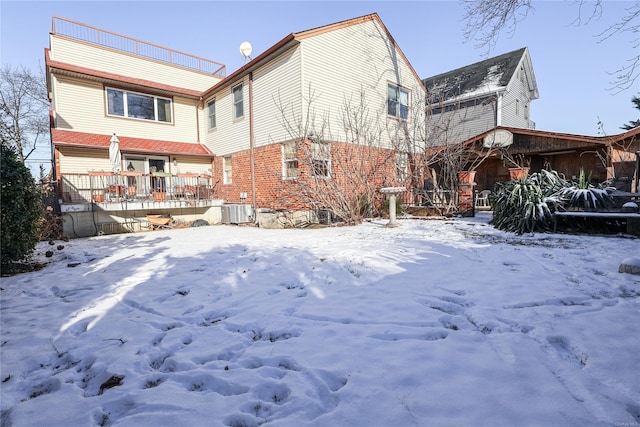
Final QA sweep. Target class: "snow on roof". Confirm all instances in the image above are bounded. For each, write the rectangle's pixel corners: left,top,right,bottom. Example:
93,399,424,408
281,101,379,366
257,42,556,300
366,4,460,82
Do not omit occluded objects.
423,47,527,102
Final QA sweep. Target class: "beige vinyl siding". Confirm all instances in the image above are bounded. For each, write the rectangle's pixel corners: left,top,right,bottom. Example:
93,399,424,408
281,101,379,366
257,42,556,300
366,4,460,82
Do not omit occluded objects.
53,75,200,142
60,148,212,175
204,48,302,156
171,157,212,175
299,19,425,149
252,49,302,148
59,147,111,173
50,36,221,92
204,19,426,156
204,81,250,156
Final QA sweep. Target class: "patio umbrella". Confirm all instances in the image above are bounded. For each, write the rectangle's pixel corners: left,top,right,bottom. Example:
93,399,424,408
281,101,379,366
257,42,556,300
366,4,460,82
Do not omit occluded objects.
109,133,121,174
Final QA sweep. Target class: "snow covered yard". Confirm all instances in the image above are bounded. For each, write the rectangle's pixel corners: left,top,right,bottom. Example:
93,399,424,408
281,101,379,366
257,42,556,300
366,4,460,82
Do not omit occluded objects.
1,213,639,427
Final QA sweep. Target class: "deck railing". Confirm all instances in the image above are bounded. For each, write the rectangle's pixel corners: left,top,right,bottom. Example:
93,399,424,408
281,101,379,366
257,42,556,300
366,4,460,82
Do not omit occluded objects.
52,16,226,78
60,172,215,204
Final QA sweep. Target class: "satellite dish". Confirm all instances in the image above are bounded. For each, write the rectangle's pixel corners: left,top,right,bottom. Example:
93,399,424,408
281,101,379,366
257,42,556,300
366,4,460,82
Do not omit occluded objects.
239,41,253,59
483,129,513,148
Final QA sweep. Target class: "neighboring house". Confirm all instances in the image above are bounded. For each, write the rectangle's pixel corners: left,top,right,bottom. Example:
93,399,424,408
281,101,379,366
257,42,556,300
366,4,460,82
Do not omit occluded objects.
46,14,425,236
422,47,539,146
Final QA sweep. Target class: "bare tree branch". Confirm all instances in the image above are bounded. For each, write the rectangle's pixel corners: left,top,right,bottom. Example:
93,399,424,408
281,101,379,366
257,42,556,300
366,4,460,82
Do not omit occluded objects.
462,0,533,53
0,64,49,163
596,2,640,92
461,0,640,92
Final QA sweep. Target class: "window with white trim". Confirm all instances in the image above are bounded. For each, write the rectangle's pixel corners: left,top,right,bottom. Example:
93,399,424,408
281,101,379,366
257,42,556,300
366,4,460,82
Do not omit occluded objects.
312,141,330,178
387,84,409,121
106,87,172,123
223,156,232,184
516,99,520,116
232,84,244,119
283,141,298,179
207,99,216,129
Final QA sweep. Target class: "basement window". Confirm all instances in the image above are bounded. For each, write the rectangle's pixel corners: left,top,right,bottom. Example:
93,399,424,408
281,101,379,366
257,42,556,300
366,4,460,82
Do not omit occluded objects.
312,141,330,178
283,141,299,179
223,156,232,184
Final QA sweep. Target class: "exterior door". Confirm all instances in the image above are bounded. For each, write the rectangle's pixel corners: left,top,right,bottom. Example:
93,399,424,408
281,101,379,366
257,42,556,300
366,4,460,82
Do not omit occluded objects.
149,158,168,192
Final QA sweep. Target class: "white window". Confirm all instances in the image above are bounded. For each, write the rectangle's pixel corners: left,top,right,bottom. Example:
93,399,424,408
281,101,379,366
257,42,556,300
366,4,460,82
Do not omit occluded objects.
312,141,330,178
516,99,520,116
396,152,408,182
106,87,172,123
223,156,232,184
232,84,244,119
387,84,409,121
524,103,530,121
283,141,298,179
207,100,216,129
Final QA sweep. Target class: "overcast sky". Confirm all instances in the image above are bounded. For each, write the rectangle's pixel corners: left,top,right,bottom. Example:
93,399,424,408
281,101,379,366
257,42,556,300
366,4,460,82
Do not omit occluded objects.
1,1,638,163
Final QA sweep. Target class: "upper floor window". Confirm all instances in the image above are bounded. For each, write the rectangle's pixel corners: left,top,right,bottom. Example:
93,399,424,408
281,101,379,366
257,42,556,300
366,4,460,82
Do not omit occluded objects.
283,141,298,179
516,99,520,116
207,100,216,129
232,84,244,119
387,84,409,121
106,87,172,123
312,141,330,178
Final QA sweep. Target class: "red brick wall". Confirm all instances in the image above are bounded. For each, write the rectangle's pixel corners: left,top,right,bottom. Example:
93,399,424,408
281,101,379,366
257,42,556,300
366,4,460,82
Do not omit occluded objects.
213,140,411,211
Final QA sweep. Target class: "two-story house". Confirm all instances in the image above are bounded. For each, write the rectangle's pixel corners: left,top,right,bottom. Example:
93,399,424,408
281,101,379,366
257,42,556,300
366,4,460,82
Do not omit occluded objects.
47,14,425,236
422,47,539,146
421,48,638,195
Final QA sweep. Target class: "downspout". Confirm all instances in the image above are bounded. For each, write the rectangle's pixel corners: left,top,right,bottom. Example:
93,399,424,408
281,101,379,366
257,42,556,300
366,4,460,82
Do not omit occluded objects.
495,92,503,126
249,72,257,217
48,70,61,201
196,96,202,143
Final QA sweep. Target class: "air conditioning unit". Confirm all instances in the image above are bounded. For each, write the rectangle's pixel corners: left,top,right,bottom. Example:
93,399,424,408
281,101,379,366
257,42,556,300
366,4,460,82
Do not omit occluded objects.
221,204,252,224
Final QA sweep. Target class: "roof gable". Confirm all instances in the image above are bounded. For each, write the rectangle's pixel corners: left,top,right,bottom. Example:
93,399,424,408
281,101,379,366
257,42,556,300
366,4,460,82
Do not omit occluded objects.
295,13,424,87
203,13,425,97
423,47,535,102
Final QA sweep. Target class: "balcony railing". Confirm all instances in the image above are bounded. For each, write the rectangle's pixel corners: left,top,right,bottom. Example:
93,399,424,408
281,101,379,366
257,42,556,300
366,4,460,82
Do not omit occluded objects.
60,172,215,205
52,16,226,78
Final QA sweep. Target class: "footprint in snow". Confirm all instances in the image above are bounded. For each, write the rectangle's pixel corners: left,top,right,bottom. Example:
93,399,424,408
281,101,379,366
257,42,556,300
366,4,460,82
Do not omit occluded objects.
547,336,588,367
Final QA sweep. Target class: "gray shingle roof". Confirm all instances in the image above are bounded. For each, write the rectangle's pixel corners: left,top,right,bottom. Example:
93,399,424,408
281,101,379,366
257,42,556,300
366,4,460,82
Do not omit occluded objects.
422,47,527,101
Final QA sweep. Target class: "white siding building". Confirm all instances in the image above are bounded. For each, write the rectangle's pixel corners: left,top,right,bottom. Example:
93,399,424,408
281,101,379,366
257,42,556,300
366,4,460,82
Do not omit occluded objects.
422,47,539,146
